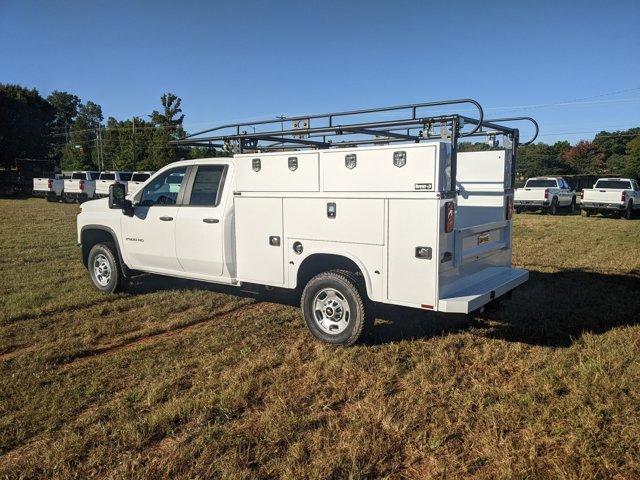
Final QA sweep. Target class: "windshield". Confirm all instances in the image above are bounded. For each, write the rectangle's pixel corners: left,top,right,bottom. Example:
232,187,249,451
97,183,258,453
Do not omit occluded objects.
131,173,150,182
71,172,84,180
99,173,115,180
594,180,632,189
525,179,557,188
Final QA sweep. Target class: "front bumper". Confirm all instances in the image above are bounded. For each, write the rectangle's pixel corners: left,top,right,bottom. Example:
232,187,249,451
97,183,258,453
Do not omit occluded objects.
581,202,624,211
438,267,529,314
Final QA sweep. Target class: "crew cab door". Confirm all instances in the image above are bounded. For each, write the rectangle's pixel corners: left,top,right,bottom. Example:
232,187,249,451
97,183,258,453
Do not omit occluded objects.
121,166,188,271
174,164,228,277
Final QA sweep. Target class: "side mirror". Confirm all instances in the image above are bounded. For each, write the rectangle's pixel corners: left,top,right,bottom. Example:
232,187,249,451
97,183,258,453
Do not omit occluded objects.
108,183,126,209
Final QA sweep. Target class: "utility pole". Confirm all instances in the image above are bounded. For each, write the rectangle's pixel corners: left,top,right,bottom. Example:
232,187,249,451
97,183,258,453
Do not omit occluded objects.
132,117,136,171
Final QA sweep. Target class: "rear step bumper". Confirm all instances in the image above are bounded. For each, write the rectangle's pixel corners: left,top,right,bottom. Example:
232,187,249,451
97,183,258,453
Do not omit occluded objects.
439,267,529,314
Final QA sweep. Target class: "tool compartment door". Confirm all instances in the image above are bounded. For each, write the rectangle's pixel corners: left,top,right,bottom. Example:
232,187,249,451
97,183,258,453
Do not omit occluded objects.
387,199,438,307
234,196,284,286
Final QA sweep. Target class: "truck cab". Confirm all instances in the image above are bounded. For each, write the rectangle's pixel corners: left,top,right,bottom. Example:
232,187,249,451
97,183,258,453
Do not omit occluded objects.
95,171,132,198
77,99,534,346
127,171,155,195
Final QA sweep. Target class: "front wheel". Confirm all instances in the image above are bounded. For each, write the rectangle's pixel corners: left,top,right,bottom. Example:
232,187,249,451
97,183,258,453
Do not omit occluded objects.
87,242,128,293
300,270,372,346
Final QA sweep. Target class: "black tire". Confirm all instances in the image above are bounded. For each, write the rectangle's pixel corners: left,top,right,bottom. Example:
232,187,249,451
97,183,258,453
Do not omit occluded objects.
568,196,576,214
549,197,558,215
46,195,55,202
515,207,522,214
623,201,633,220
300,270,372,346
581,209,591,217
87,242,128,293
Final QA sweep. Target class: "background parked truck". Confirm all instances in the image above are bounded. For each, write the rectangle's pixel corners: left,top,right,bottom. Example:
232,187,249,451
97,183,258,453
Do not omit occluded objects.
64,171,99,203
581,178,640,219
514,177,576,214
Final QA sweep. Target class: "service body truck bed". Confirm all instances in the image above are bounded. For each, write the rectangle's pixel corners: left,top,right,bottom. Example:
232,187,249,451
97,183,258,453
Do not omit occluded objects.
77,99,533,345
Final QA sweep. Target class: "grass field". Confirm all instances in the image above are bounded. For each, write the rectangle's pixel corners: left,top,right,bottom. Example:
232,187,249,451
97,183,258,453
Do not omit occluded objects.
1,198,639,479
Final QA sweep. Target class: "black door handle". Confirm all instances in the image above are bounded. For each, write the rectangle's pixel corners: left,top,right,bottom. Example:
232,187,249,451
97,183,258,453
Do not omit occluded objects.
159,216,173,221
203,218,219,223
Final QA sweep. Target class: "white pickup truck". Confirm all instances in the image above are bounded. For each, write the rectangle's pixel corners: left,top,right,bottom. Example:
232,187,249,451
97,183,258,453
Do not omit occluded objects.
581,178,640,219
127,171,155,194
63,171,100,203
76,100,532,346
33,176,64,202
95,171,132,198
514,177,576,215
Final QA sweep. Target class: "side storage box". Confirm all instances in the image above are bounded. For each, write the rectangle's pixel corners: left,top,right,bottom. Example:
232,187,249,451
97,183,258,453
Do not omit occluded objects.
234,196,284,286
235,152,320,192
387,199,439,308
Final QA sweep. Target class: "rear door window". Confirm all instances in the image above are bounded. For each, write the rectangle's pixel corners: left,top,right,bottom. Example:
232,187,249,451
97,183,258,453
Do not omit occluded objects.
187,165,226,206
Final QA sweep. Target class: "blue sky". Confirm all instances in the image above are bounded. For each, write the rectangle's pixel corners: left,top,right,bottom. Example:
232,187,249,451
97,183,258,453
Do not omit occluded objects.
1,0,639,144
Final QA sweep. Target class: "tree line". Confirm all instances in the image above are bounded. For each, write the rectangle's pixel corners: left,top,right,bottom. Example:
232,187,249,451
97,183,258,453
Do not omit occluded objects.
1,83,639,179
0,84,218,173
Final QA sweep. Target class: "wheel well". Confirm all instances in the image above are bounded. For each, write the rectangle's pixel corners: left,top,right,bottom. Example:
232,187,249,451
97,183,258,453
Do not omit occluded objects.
296,254,367,295
81,228,117,267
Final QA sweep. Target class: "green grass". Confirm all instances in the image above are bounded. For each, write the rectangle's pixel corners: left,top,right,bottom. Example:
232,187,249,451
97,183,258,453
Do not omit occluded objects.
1,198,639,479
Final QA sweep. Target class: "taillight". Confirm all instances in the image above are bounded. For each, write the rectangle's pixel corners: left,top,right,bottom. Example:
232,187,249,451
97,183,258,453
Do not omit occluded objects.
445,201,455,233
47,179,52,189
544,188,549,200
506,196,514,220
621,191,626,203
79,180,85,191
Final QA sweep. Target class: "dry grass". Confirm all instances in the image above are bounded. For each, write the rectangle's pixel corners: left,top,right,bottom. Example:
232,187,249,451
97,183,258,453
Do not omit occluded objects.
1,198,639,479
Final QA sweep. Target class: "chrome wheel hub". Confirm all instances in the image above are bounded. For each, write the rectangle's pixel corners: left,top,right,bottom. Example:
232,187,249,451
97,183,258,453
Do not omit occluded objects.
313,288,350,335
93,253,112,287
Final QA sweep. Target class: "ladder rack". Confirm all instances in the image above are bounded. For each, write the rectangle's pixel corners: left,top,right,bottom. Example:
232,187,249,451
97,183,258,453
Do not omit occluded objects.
171,99,538,153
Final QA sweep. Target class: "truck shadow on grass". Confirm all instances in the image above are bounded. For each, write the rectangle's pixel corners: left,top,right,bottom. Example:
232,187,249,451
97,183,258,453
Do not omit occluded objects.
371,269,640,348
130,269,639,349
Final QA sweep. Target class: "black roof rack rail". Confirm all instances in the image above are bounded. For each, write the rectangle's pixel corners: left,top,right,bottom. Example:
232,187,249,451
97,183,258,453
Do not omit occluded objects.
171,99,536,153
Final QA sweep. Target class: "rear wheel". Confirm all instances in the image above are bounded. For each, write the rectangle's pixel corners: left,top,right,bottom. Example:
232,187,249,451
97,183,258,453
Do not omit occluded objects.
568,196,576,214
87,242,128,293
581,209,591,217
624,201,633,220
549,197,559,215
300,270,372,346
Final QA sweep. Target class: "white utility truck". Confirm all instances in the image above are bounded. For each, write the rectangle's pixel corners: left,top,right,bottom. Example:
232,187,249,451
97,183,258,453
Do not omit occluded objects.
33,175,64,202
77,100,536,345
127,171,155,194
95,171,132,198
514,176,575,214
64,171,100,203
581,177,640,219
